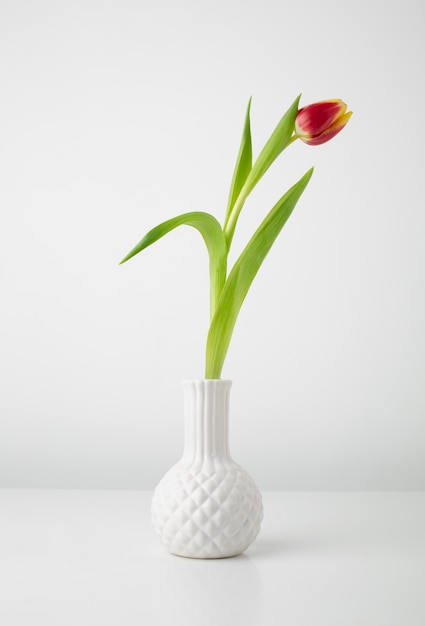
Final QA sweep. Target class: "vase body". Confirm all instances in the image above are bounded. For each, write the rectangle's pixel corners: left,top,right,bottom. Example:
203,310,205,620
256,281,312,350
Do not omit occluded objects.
151,379,263,558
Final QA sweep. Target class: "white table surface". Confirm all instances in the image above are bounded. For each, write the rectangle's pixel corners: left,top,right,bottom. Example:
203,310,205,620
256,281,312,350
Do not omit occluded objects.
0,490,424,626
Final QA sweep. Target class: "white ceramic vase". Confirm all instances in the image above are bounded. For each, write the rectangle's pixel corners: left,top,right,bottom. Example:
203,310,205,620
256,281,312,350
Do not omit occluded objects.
151,379,263,558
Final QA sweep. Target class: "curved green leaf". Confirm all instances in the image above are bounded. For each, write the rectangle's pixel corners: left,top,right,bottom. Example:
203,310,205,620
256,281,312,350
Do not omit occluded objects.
224,97,252,224
206,167,313,379
224,94,301,246
245,94,301,194
120,212,227,318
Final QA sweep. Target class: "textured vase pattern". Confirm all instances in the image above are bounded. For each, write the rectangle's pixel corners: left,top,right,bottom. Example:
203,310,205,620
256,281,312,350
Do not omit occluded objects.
151,380,263,558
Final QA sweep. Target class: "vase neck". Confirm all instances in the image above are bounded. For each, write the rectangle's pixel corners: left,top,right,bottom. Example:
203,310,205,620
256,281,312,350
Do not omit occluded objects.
181,380,232,466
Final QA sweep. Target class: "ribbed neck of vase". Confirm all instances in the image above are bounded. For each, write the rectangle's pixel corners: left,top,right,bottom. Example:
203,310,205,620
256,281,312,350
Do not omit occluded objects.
181,379,232,466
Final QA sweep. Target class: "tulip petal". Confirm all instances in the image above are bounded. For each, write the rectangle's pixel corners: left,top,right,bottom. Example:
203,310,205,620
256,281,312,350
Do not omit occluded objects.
300,111,352,145
296,99,347,138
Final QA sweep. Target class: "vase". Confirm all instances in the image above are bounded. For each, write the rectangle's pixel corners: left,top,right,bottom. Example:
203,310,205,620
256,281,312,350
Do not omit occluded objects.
151,379,263,558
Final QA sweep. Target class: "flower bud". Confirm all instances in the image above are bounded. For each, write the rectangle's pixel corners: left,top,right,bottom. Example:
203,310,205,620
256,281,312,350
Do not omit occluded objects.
295,99,352,145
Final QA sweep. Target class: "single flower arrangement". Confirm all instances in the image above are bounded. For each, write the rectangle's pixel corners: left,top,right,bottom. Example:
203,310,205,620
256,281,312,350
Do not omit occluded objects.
120,96,351,378
120,96,351,559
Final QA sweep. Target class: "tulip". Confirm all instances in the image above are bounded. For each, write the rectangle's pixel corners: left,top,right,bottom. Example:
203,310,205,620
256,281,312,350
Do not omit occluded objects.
121,95,351,380
295,99,352,146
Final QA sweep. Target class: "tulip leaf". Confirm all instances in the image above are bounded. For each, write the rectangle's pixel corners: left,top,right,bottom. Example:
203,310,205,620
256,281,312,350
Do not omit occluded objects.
224,94,301,245
245,94,301,193
206,167,313,379
224,97,252,224
120,212,227,317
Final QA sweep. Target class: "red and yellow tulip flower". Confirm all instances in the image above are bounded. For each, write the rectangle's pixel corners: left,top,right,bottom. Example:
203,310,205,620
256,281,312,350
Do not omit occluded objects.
295,99,352,146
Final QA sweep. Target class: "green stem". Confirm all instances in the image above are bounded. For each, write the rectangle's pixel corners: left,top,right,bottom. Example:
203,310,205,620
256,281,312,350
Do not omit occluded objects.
205,359,221,380
223,132,300,248
209,254,227,321
223,186,248,248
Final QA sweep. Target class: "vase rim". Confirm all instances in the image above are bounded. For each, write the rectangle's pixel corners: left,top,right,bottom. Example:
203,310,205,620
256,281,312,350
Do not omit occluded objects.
181,378,232,384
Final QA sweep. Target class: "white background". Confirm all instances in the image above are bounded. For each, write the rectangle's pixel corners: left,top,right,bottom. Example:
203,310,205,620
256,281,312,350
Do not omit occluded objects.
1,0,424,490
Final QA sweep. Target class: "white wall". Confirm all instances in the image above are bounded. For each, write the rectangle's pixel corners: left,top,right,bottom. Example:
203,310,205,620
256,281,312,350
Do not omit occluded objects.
1,0,424,489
